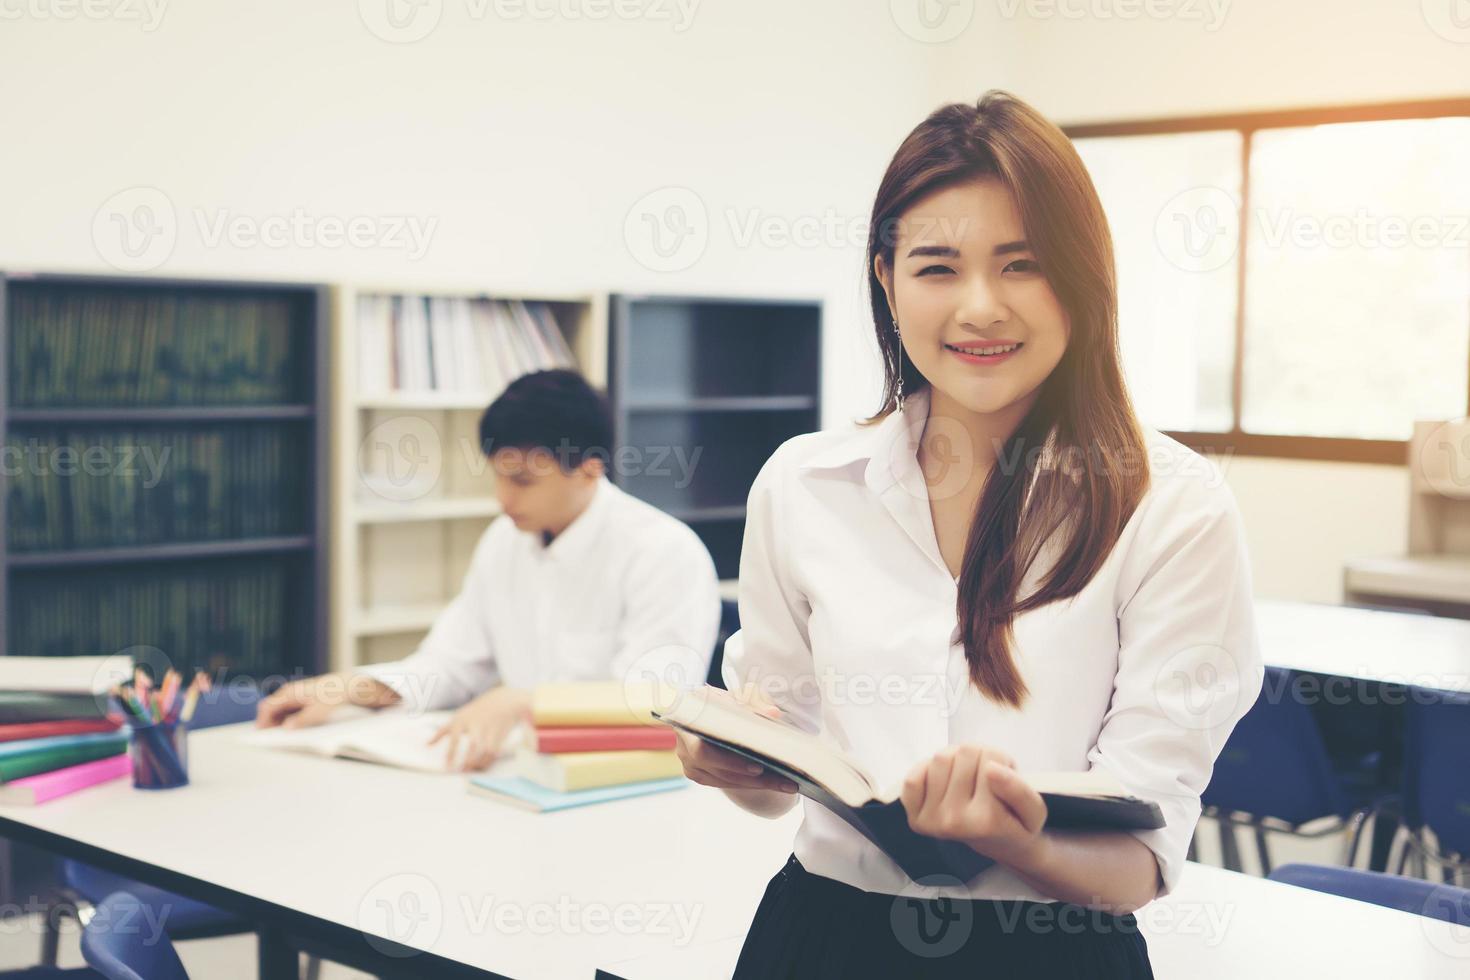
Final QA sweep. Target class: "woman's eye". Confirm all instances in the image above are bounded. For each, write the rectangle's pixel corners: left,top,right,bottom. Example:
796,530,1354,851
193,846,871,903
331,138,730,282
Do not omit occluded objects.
916,265,952,276
1005,259,1040,274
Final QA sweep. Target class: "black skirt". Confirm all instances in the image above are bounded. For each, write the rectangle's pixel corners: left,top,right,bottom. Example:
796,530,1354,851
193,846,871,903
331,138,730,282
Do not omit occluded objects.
733,854,1155,980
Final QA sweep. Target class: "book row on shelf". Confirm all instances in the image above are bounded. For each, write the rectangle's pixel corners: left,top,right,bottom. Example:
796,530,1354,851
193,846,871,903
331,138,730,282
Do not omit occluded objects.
7,559,290,675
355,295,576,396
6,286,302,407
4,425,307,552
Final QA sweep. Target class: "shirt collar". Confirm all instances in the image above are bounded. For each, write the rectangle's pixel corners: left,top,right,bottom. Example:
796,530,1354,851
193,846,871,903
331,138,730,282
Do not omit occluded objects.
534,476,612,563
798,387,933,499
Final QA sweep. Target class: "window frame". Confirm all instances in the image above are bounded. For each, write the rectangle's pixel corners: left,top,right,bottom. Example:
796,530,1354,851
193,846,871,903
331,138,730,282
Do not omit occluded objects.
1064,98,1470,466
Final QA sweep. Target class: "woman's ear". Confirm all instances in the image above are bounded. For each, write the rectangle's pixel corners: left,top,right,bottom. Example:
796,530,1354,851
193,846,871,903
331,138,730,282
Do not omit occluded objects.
873,253,897,319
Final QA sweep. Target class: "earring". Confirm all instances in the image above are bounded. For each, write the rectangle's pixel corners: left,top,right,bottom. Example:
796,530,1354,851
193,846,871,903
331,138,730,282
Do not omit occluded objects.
891,316,905,413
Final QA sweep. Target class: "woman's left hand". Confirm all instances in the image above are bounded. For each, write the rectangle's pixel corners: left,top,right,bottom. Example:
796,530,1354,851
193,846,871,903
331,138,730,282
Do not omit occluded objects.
900,745,1049,867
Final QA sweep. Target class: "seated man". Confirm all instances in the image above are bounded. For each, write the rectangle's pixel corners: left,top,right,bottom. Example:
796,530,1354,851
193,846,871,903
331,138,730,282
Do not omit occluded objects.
257,369,721,770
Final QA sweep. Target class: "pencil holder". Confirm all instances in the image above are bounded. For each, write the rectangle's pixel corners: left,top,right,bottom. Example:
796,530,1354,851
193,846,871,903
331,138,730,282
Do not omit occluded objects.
130,721,189,790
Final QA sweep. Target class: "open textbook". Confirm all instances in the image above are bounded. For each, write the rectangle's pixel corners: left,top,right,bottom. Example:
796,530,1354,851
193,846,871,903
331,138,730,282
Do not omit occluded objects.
653,689,1165,884
240,707,529,773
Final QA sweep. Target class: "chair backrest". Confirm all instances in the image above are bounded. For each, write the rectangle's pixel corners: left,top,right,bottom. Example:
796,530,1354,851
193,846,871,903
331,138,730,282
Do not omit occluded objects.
1404,690,1470,857
188,679,262,730
1201,666,1348,824
707,598,739,690
79,891,190,980
1269,863,1470,926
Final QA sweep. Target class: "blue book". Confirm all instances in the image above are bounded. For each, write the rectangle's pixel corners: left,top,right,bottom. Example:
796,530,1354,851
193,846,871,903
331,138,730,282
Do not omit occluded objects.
0,730,127,759
468,774,688,812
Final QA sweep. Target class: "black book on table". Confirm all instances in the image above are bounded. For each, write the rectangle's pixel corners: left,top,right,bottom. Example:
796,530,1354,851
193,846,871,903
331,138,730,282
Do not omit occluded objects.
654,690,1165,885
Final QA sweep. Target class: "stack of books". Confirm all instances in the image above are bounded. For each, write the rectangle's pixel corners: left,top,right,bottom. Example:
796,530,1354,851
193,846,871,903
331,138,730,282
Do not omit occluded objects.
470,682,689,812
0,656,134,805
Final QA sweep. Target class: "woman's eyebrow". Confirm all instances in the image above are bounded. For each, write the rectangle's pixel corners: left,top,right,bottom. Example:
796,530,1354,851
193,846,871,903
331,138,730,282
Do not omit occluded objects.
904,240,1030,259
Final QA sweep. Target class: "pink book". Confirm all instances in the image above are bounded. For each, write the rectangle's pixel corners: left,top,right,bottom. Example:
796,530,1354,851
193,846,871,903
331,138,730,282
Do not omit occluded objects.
0,753,132,805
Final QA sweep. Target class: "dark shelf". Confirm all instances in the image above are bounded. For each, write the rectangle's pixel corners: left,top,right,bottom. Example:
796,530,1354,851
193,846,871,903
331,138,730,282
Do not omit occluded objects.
626,396,816,413
6,405,314,423
668,505,748,522
6,536,314,569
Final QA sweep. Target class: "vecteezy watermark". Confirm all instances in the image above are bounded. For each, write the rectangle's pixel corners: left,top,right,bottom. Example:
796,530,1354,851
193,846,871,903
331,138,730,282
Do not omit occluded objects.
889,0,975,43
357,0,699,42
620,644,709,721
1152,644,1255,733
91,186,438,272
0,0,168,30
1421,0,1470,44
357,873,444,957
1154,186,1242,274
623,187,977,273
357,415,445,503
890,875,975,957
1155,186,1470,273
1416,418,1470,498
0,439,171,488
623,187,709,273
994,0,1230,31
355,876,704,949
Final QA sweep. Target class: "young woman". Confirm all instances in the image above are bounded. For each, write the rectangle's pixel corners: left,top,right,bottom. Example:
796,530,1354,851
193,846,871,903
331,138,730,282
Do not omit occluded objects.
672,91,1263,978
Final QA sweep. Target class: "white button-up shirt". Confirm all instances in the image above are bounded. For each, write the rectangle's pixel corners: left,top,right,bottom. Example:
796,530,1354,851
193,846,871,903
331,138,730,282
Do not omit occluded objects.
363,476,722,713
721,386,1263,901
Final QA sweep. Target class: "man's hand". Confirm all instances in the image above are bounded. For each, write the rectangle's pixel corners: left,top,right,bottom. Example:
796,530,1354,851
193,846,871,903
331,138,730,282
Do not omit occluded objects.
255,673,400,729
428,686,532,771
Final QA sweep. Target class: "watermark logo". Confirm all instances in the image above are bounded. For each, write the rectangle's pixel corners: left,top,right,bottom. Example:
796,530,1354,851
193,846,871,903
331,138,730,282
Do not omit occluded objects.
359,415,444,502
1422,0,1470,43
1153,644,1250,732
623,186,709,273
358,873,444,956
0,0,168,30
1416,418,1470,498
1154,186,1240,273
93,187,177,272
889,874,974,957
890,0,974,43
359,0,443,42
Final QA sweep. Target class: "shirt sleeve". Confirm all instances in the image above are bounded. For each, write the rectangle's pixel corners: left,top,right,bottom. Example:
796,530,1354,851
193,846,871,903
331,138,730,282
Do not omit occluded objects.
357,522,503,713
1086,476,1264,899
608,525,722,692
719,445,822,734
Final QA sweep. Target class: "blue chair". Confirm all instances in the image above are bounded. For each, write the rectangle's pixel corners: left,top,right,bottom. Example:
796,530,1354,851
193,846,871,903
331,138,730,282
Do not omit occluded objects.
1269,863,1470,925
79,891,189,980
1399,690,1470,881
41,683,317,978
1200,666,1391,874
707,598,739,689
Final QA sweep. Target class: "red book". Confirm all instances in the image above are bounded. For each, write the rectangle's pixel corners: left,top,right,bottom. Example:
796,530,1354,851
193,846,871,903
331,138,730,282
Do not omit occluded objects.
0,719,121,744
533,725,677,754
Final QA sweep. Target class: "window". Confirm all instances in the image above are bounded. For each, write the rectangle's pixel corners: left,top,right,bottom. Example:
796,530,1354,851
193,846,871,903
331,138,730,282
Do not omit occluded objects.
1069,102,1470,463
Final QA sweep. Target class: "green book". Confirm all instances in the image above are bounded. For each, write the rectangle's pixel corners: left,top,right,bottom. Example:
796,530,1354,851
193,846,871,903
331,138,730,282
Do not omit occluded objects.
0,734,128,783
0,691,114,726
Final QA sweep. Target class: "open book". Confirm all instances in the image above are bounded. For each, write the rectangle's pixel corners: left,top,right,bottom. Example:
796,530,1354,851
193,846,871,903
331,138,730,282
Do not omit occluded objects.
653,689,1165,884
239,707,522,773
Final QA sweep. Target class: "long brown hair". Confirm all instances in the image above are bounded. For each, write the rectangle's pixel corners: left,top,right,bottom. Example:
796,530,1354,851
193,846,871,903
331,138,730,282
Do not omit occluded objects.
864,90,1150,707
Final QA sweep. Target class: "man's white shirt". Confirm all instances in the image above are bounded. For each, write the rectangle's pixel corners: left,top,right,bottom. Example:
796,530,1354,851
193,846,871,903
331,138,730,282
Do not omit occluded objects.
361,476,722,712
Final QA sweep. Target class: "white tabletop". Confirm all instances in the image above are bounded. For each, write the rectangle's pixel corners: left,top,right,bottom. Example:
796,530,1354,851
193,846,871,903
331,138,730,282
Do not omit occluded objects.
600,861,1470,979
0,725,800,979
1256,598,1470,693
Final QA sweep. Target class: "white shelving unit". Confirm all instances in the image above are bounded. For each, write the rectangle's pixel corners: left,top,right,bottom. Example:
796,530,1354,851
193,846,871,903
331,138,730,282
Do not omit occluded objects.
330,283,608,670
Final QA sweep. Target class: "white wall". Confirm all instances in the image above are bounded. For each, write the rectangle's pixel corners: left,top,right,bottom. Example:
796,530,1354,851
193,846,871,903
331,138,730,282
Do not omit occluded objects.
1,0,1456,602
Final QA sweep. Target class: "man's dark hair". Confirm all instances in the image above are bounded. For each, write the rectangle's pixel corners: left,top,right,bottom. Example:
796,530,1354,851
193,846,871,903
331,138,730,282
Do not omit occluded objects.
479,369,612,471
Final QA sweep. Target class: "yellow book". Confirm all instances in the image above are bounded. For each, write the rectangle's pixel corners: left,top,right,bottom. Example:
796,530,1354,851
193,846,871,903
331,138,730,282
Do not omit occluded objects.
530,681,677,728
513,749,684,792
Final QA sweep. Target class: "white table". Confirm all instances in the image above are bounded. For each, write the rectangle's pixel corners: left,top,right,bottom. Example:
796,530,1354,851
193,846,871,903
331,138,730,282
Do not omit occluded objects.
0,725,799,979
1256,598,1470,693
598,861,1470,979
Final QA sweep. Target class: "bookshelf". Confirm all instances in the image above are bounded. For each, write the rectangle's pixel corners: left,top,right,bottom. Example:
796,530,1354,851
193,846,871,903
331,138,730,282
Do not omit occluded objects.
608,294,821,582
330,284,608,670
1344,419,1470,616
0,271,330,678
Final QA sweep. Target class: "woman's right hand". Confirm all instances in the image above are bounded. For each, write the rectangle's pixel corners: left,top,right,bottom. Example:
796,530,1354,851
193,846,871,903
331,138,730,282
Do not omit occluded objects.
673,683,800,794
